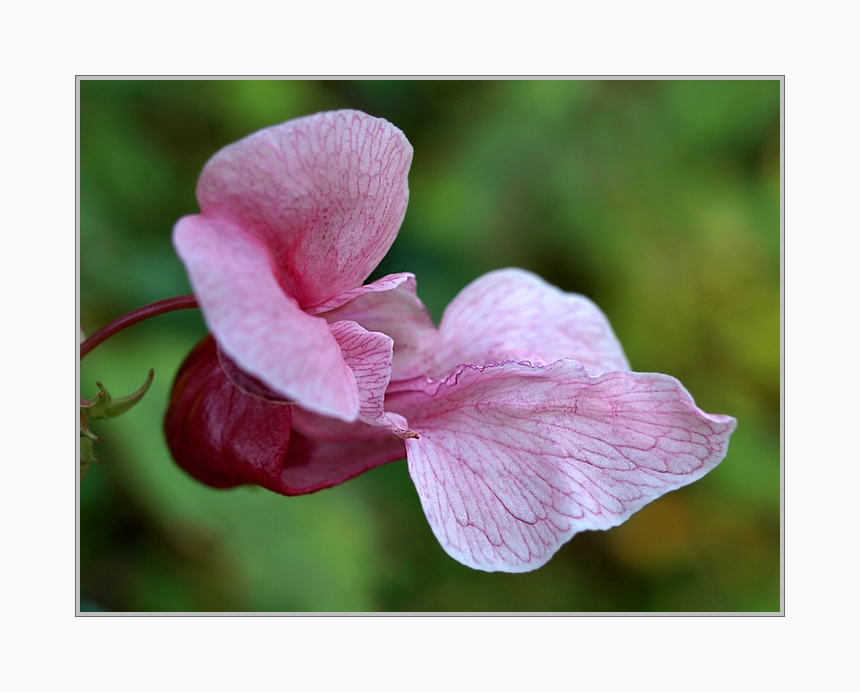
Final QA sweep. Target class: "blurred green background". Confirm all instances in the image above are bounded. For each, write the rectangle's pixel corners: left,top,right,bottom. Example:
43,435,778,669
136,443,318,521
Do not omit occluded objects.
79,79,781,612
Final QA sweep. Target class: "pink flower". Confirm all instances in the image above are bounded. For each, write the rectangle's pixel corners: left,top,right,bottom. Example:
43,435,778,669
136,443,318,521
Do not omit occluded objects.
165,110,736,573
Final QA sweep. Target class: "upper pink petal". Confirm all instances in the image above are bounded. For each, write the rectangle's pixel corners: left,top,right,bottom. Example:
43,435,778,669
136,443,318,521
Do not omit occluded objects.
174,214,359,421
431,268,630,377
195,110,413,308
387,360,736,572
311,273,437,380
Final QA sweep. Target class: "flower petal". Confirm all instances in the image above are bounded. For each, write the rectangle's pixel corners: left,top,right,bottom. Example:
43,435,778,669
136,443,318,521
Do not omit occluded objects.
164,336,293,491
196,110,412,308
328,320,406,432
174,214,359,421
432,268,630,377
387,360,736,572
311,273,437,380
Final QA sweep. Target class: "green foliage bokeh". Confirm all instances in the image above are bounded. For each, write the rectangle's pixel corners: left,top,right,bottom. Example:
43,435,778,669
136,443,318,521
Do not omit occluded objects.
79,79,780,612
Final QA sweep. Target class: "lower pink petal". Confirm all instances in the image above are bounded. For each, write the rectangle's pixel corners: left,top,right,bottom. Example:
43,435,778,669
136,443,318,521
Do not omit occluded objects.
388,360,736,572
174,214,359,421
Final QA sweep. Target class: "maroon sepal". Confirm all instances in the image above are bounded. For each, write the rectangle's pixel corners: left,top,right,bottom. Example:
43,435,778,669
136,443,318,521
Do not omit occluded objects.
164,335,293,492
280,429,407,494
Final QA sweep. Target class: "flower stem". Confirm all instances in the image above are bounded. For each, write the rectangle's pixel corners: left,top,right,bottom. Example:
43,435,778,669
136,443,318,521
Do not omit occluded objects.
80,295,199,360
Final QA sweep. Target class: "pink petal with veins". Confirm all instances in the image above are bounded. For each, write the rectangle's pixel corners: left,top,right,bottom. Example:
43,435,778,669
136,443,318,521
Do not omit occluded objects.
196,110,412,308
387,360,736,572
315,273,437,380
174,214,359,421
431,268,630,378
328,320,407,432
291,320,413,440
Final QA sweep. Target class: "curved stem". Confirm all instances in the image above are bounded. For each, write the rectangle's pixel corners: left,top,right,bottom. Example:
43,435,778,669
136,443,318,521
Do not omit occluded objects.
80,295,199,360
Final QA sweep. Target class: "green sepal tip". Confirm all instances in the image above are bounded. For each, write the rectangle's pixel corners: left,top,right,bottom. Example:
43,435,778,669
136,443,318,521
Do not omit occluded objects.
80,370,154,481
81,369,154,420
